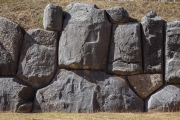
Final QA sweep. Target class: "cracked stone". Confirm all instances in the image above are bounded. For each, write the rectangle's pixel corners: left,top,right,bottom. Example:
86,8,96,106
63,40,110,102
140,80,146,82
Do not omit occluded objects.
107,22,143,75
33,69,144,112
58,2,111,70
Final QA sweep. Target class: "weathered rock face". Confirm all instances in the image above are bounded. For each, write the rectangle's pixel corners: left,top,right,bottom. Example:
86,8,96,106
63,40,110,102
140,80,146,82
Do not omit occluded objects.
0,77,35,112
0,17,23,76
142,11,164,73
17,29,58,89
128,74,163,99
58,2,111,70
33,69,144,112
146,85,180,112
108,22,142,75
165,21,180,84
2,2,180,114
106,6,129,24
43,4,63,31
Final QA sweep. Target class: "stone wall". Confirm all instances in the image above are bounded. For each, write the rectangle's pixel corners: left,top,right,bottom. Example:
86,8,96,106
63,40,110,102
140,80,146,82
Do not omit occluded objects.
0,2,180,113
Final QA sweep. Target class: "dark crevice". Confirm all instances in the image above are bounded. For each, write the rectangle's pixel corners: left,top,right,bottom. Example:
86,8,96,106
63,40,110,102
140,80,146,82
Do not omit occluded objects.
31,90,41,113
106,40,113,73
104,10,113,73
15,26,25,76
93,92,100,112
140,23,145,73
104,9,111,24
109,58,141,64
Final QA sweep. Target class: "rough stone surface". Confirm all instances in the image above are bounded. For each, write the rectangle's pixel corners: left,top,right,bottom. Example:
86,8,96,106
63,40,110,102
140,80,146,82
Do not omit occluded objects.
0,16,23,76
108,22,142,75
146,85,180,112
128,74,163,99
0,77,35,112
165,21,180,84
58,2,111,70
43,4,63,31
17,102,33,113
106,6,129,24
33,69,144,113
17,28,58,89
142,11,164,73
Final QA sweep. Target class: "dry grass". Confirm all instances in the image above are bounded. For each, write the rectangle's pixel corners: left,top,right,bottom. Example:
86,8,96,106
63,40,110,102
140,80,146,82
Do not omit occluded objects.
0,112,180,120
0,0,180,30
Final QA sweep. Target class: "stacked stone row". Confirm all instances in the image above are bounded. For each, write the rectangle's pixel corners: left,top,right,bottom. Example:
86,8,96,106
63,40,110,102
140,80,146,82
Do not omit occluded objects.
0,2,180,113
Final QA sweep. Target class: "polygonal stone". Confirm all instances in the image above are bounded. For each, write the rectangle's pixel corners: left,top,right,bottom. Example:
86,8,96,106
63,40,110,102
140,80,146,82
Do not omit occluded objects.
165,21,180,84
128,74,163,99
106,6,129,24
58,2,111,70
0,16,23,76
43,4,63,31
17,28,58,89
141,11,164,73
33,69,144,113
108,22,142,75
146,85,180,112
0,77,35,112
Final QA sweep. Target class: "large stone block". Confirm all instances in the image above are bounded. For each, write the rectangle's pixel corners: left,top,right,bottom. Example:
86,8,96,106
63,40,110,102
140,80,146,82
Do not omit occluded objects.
141,11,164,73
33,69,144,112
128,74,163,99
106,6,129,24
165,21,180,84
108,22,142,75
17,29,58,89
0,17,23,76
0,77,35,112
58,2,111,70
146,85,180,112
43,4,63,31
